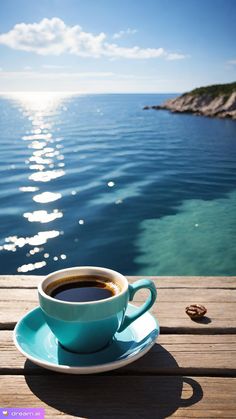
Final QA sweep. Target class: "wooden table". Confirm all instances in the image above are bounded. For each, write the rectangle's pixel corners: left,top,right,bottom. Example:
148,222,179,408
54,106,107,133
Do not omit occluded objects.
0,276,236,418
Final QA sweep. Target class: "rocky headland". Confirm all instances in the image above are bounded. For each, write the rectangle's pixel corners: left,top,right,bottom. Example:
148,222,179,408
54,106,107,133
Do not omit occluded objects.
144,82,236,119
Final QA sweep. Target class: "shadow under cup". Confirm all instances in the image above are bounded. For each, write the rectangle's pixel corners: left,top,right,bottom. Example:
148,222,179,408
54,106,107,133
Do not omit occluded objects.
38,267,157,353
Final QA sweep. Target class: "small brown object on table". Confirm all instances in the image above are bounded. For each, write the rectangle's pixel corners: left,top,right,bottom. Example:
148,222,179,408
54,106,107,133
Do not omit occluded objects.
185,303,207,319
0,275,236,418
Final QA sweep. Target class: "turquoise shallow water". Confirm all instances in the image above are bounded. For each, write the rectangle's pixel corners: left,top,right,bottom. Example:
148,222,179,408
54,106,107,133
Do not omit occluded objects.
0,93,236,275
135,190,236,275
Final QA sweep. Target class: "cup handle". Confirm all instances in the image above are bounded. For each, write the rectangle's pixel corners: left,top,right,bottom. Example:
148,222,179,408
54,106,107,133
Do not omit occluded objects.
118,279,157,332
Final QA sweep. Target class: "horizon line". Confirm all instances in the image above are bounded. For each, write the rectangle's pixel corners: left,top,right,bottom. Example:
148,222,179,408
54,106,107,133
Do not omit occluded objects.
0,91,181,95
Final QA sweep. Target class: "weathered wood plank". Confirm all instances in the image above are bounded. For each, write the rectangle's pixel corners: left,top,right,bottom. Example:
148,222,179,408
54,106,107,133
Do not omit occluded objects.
1,275,236,288
0,276,44,288
1,304,236,332
1,287,236,302
1,331,236,376
1,287,236,331
0,375,236,418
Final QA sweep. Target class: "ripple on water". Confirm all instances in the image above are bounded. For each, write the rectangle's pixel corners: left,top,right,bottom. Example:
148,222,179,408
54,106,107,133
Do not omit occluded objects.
0,93,236,274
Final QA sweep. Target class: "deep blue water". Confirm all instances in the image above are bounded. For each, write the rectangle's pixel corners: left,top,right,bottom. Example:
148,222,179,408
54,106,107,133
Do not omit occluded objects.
0,93,236,275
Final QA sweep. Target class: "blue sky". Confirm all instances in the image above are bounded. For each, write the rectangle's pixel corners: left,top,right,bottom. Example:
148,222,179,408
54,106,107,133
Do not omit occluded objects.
0,0,235,92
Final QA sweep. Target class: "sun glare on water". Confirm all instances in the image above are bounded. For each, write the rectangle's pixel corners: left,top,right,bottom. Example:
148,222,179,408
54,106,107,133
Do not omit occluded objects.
5,91,75,111
0,91,75,272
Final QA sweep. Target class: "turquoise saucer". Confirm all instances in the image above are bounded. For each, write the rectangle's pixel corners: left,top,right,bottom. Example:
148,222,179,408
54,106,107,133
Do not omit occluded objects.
14,304,159,374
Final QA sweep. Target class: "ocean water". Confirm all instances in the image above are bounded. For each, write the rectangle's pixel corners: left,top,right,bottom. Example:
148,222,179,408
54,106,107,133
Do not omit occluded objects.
0,92,236,275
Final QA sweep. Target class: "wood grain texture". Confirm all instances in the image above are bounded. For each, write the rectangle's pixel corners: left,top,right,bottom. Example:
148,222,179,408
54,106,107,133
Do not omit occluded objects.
1,331,236,376
1,276,236,417
1,287,236,302
0,275,236,288
0,375,236,418
1,286,236,331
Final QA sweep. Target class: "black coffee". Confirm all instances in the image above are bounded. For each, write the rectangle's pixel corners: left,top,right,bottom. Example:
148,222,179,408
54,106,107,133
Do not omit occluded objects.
47,276,119,302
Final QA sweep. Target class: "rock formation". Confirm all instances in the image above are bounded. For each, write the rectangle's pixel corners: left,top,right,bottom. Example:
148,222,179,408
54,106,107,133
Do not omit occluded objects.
144,82,236,119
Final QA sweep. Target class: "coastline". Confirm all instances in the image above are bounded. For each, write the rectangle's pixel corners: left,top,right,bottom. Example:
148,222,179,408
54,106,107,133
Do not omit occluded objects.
144,83,236,119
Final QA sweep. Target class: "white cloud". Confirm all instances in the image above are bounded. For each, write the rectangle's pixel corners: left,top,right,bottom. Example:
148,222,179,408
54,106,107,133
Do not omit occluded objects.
227,59,236,65
104,44,165,59
113,28,137,39
0,18,105,56
0,17,186,60
166,53,186,61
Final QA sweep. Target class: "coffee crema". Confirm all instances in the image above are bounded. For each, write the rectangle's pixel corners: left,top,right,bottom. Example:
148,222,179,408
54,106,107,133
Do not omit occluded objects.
45,275,121,303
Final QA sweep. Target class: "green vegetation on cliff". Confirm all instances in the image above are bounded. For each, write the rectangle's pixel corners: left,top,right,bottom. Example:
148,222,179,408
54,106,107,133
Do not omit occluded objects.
183,82,236,98
144,81,236,119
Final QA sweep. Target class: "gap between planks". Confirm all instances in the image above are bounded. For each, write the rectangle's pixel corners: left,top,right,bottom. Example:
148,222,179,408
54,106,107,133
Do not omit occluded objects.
1,332,236,377
2,322,236,334
1,370,236,378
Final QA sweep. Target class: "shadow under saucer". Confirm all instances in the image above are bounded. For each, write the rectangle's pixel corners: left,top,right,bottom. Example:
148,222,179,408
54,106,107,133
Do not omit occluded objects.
25,344,203,418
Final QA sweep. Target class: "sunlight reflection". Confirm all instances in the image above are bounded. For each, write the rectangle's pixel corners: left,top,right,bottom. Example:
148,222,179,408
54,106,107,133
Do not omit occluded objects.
29,155,52,164
22,133,52,141
0,230,60,252
34,147,55,155
29,169,65,182
29,247,44,255
28,141,47,149
23,209,63,223
12,92,70,273
33,128,42,134
33,191,62,203
29,164,45,171
17,261,47,273
8,92,71,113
45,150,60,157
19,186,39,192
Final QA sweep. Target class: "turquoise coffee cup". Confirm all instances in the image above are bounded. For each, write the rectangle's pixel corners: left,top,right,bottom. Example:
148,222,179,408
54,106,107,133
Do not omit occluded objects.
38,266,157,353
